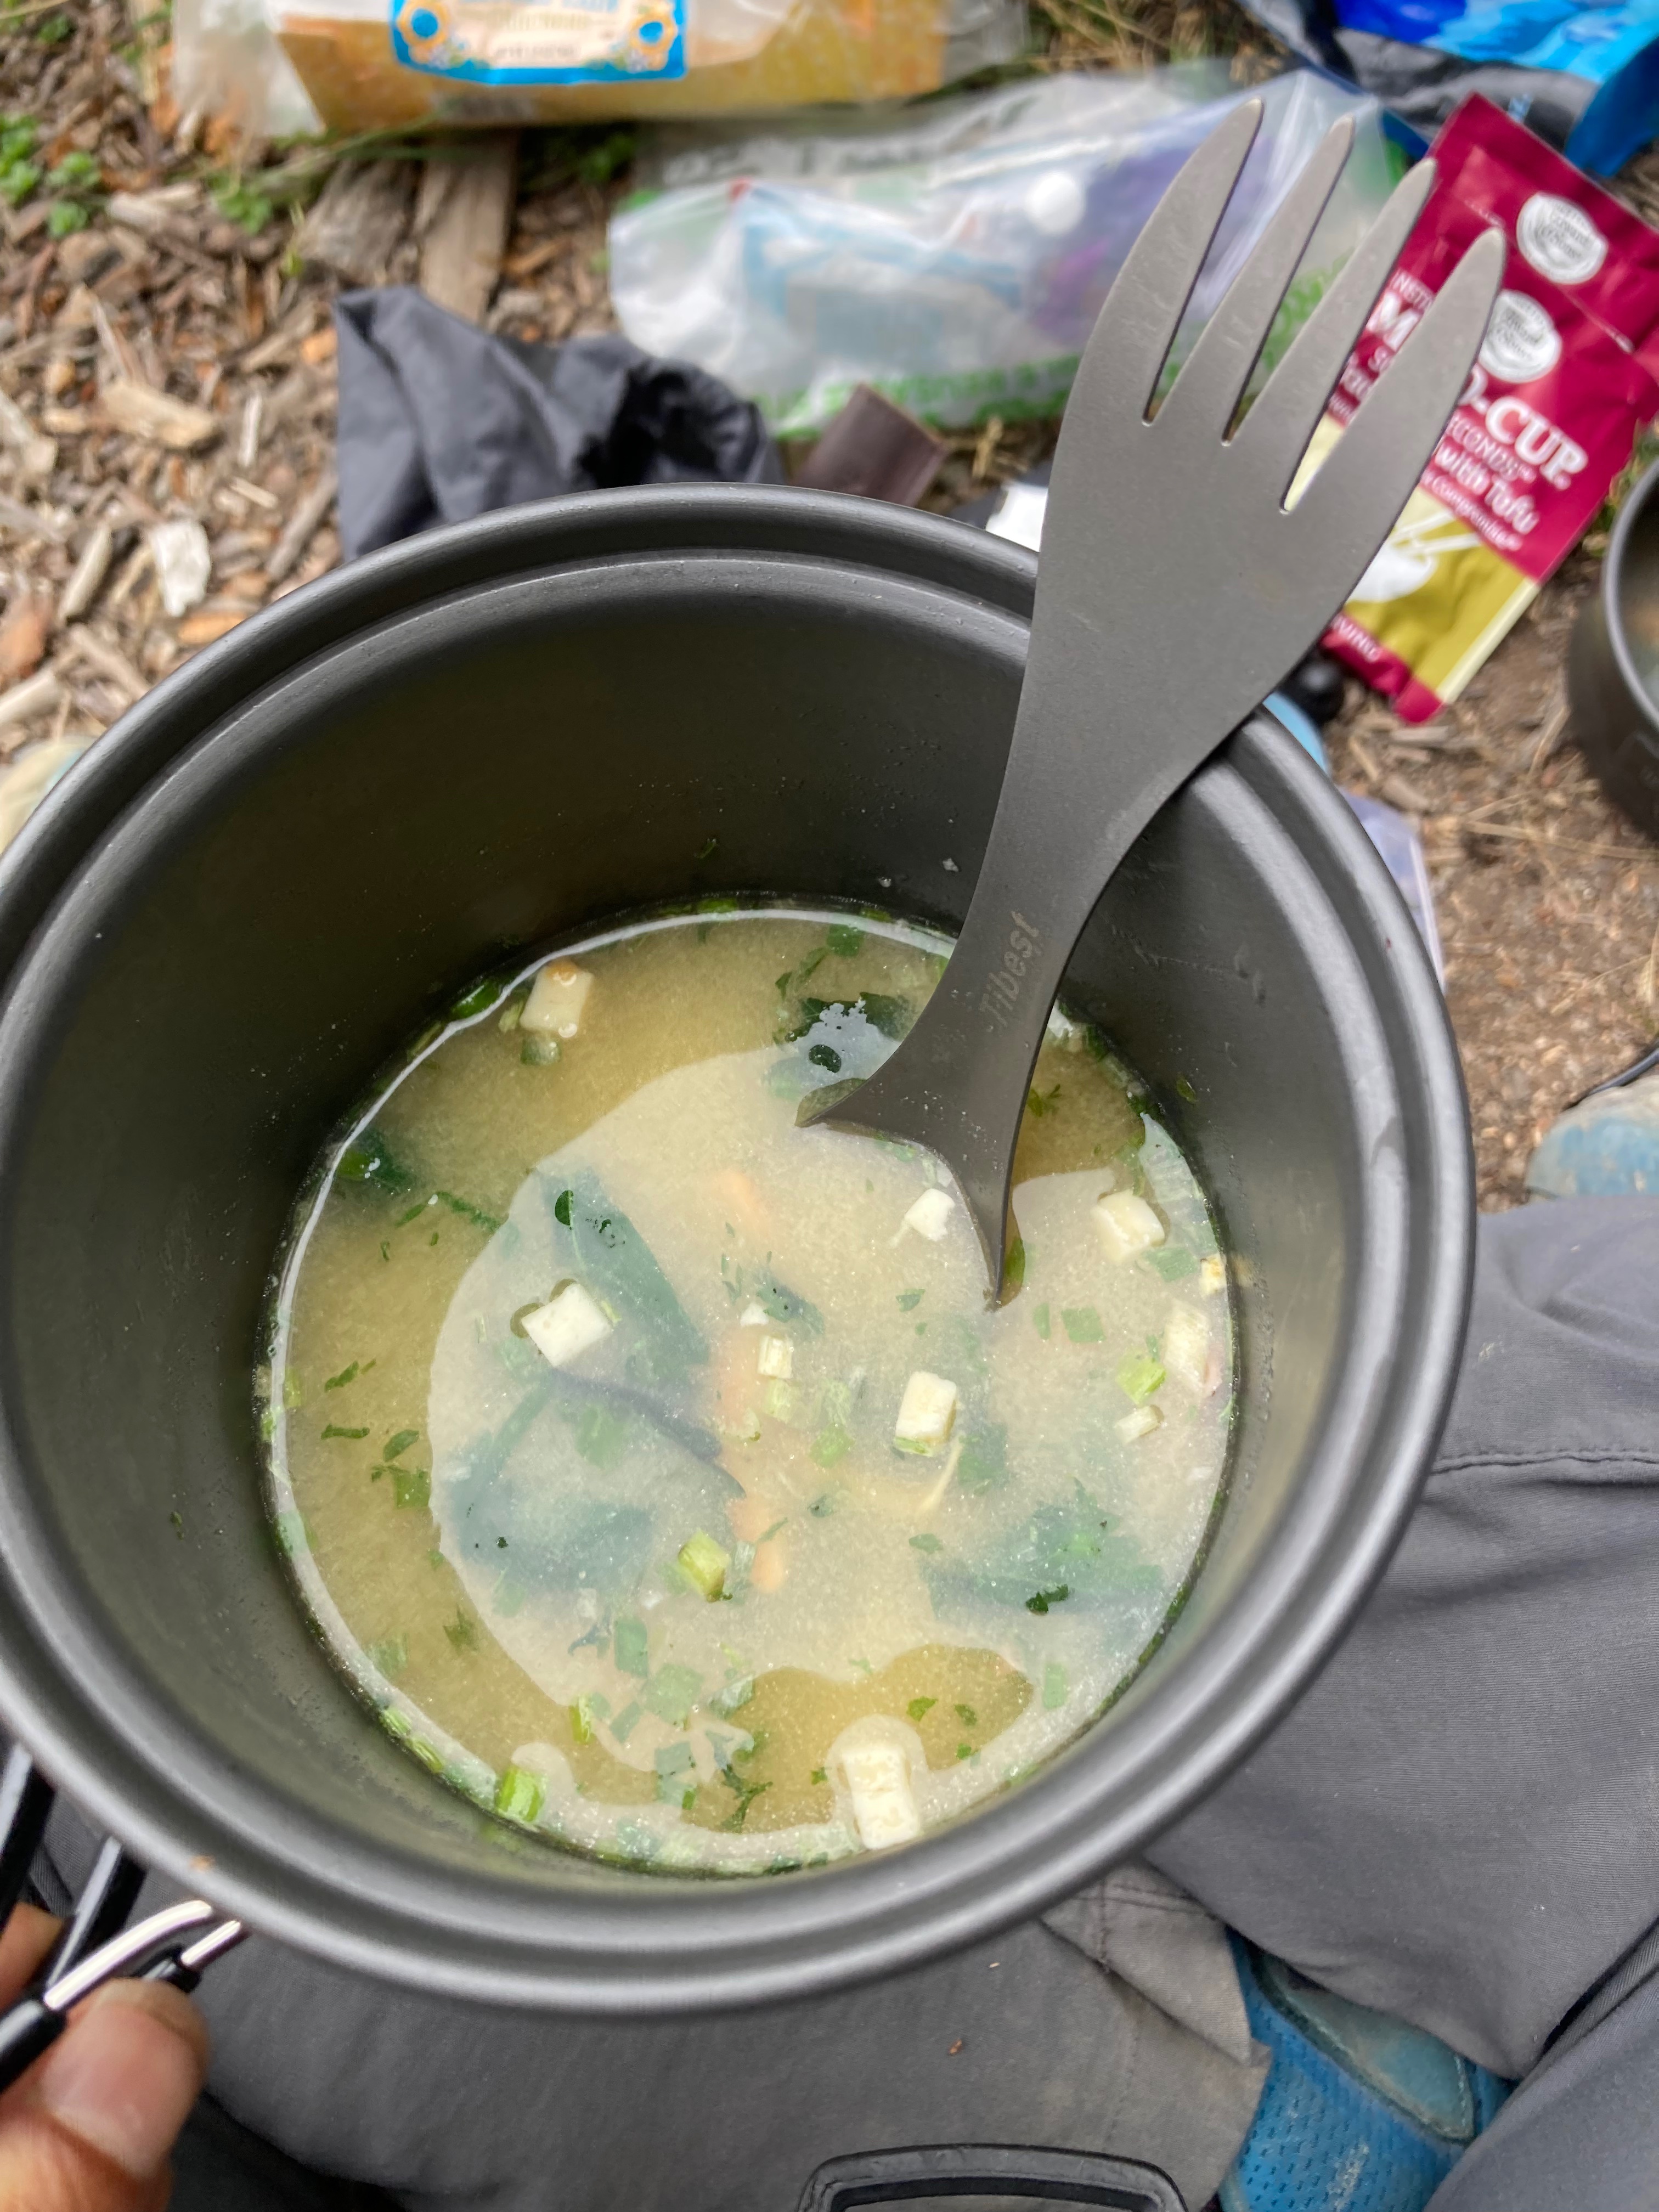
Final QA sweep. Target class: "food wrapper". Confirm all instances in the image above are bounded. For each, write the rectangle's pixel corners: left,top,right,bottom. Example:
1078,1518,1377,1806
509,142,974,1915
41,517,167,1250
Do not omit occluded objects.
1313,95,1659,723
271,0,1028,132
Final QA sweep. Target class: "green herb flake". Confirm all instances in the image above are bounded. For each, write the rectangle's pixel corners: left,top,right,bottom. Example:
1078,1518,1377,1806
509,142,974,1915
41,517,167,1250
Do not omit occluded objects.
336,1129,415,1197
956,1742,974,1762
168,1510,184,1539
810,1767,828,1786
552,1187,574,1227
1116,1352,1166,1404
435,1190,503,1233
711,1676,753,1717
274,1510,309,1556
321,1424,369,1441
571,1695,597,1744
494,1765,546,1824
1060,1306,1104,1344
1149,1246,1199,1281
443,1606,479,1654
368,1633,408,1678
1026,1083,1062,1118
324,1362,360,1392
1033,1302,1051,1340
450,978,501,1019
907,1696,936,1722
614,1617,649,1678
955,1703,977,1725
695,836,718,861
896,1288,924,1312
1001,1234,1027,1297
825,924,864,957
1043,1663,1068,1709
646,1663,703,1734
392,1465,430,1510
575,1401,630,1470
909,1532,944,1554
382,1429,419,1462
1025,1585,1071,1615
521,1034,561,1066
610,1701,643,1744
810,1425,853,1469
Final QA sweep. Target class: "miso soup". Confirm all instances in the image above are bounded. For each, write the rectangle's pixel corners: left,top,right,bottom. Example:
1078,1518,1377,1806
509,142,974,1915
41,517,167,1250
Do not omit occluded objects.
260,910,1233,1874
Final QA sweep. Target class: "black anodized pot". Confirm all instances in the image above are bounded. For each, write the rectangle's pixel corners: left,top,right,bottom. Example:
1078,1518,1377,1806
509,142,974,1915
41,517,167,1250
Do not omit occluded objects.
0,487,1472,2012
1568,452,1659,837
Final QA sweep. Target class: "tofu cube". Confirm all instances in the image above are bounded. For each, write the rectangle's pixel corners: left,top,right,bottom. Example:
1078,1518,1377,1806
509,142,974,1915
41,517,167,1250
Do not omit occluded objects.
522,1280,611,1369
1199,1254,1228,1298
839,1739,923,1850
903,1187,955,1242
894,1370,957,1455
757,1334,793,1380
1116,1403,1164,1444
1093,1190,1166,1261
1163,1304,1214,1395
520,959,594,1041
738,1300,769,1327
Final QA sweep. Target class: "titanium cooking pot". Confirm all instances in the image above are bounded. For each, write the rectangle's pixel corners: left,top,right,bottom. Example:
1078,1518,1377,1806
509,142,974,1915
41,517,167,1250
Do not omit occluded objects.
0,487,1472,2012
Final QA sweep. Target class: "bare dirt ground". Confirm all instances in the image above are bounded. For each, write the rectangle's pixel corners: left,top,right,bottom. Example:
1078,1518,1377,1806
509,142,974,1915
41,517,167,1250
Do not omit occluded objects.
2,0,1656,1211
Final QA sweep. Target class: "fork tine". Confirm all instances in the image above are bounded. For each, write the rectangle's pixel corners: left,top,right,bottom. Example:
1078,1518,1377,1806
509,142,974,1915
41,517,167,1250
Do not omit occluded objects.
1285,226,1505,583
1069,97,1263,426
1158,112,1355,438
1232,155,1438,494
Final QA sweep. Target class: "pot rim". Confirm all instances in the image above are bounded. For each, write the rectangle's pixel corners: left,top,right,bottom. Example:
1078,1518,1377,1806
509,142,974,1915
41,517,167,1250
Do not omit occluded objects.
0,486,1474,2011
1598,453,1659,735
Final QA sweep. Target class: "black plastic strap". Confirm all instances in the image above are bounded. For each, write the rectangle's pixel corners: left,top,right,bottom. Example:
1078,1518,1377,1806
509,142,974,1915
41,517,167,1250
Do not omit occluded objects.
0,1748,53,1931
0,1996,62,2097
794,2145,1187,2212
41,1837,144,1990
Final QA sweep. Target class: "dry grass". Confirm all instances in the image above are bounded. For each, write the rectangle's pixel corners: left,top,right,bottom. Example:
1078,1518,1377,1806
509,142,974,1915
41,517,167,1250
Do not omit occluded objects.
1031,0,1284,77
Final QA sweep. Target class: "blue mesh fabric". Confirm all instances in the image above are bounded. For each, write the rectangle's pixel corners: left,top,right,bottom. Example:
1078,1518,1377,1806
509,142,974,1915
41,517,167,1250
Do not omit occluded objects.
1221,1944,1511,2212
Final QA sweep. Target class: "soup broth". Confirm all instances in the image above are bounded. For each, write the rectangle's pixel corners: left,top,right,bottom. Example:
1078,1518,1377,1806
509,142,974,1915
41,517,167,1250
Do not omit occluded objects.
262,910,1233,1874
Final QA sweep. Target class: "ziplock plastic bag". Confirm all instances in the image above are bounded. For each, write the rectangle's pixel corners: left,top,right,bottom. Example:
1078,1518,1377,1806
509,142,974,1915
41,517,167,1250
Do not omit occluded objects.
610,64,1401,437
272,0,1027,133
1239,0,1659,175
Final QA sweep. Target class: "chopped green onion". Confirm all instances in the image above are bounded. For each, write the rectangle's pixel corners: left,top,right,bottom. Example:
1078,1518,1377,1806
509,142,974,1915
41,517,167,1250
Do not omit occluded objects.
1116,1352,1166,1404
494,1765,545,1824
678,1530,732,1601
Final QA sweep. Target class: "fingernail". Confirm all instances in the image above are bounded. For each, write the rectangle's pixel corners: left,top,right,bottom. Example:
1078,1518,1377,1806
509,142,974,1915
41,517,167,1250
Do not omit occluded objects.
35,1982,207,2179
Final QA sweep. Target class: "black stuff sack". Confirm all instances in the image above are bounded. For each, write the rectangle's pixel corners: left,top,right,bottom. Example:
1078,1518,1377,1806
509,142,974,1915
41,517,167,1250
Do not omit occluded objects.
335,285,783,560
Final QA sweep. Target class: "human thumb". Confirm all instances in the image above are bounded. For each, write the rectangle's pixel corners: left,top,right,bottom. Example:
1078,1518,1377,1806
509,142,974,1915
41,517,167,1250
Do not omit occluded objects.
0,1978,208,2211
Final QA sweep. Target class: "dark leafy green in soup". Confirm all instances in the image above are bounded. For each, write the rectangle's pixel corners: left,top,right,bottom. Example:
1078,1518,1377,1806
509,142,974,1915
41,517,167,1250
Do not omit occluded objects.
260,910,1232,1874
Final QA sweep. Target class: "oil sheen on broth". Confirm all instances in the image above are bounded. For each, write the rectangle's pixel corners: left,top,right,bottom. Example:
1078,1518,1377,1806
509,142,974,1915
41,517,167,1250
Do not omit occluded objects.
261,911,1232,1874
